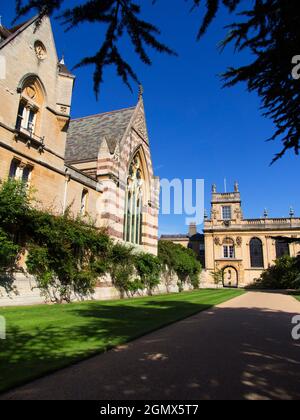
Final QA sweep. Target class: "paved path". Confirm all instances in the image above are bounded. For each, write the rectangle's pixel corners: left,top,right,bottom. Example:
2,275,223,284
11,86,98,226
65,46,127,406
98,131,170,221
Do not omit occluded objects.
2,292,300,400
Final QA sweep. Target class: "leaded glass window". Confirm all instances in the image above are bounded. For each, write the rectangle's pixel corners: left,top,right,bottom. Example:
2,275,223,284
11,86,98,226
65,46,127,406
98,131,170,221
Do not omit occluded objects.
124,154,144,245
250,238,264,268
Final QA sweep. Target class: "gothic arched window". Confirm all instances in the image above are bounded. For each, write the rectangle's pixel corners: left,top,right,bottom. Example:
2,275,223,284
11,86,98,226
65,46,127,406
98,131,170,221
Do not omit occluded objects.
250,238,264,268
124,154,144,245
16,75,45,138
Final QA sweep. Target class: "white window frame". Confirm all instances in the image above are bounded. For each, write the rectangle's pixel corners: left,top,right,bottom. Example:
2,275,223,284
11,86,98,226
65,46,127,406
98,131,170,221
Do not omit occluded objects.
223,245,235,259
16,100,38,135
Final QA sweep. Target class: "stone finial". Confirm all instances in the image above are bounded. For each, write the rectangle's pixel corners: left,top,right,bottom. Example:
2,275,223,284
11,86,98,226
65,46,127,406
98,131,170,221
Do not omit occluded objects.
138,84,144,100
204,209,208,220
290,207,295,218
59,55,65,65
212,184,217,193
234,181,239,193
264,208,268,218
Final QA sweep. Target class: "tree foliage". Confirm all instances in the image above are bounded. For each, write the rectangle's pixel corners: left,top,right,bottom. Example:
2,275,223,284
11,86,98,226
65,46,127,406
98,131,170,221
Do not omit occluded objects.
0,228,20,273
248,255,300,290
108,242,135,297
13,0,300,161
158,240,202,291
134,252,161,295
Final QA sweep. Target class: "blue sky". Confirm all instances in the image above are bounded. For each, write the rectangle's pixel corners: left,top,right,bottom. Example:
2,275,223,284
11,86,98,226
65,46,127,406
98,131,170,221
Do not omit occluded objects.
2,1,299,235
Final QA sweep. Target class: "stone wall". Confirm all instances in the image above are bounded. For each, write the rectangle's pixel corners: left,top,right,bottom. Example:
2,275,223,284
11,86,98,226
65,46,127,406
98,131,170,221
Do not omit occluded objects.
0,271,212,307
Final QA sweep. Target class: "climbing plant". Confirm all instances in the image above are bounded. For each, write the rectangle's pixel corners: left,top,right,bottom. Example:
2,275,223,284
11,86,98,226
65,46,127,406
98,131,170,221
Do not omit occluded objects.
158,240,202,292
0,179,162,303
134,253,161,295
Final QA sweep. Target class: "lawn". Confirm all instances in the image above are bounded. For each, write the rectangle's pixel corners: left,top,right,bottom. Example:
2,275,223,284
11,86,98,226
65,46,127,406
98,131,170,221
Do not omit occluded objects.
0,288,244,393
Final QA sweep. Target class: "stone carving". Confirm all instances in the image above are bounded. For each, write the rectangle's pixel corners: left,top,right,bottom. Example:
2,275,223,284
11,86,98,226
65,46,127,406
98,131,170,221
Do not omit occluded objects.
212,184,217,193
236,236,243,247
25,86,36,100
234,208,242,219
34,41,47,60
214,237,221,246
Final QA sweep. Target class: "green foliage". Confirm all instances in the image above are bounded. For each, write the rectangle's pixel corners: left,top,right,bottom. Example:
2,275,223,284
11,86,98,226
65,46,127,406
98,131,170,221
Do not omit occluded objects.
211,269,224,288
24,209,112,303
0,228,20,272
0,179,162,303
0,179,31,229
108,243,135,296
127,279,144,297
135,253,161,295
158,241,202,292
248,256,300,290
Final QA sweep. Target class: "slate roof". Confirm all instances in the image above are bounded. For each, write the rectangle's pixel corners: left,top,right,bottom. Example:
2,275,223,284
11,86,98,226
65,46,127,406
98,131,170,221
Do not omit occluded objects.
65,106,136,163
58,62,74,77
0,25,11,41
0,17,39,49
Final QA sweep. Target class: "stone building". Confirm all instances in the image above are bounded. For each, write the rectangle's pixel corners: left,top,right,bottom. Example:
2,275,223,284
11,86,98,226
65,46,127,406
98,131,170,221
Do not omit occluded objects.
161,183,300,288
0,16,159,254
0,16,159,305
204,183,300,287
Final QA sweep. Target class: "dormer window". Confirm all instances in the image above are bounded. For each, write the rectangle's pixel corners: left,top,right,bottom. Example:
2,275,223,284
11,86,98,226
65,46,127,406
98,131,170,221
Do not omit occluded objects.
222,206,232,220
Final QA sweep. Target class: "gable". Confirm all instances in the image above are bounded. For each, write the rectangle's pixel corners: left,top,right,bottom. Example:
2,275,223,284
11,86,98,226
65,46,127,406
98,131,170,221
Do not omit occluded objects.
0,16,61,109
132,104,149,144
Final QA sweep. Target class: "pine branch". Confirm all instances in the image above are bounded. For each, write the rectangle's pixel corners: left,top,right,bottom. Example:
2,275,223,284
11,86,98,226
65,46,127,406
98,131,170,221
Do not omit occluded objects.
13,0,300,162
14,0,176,98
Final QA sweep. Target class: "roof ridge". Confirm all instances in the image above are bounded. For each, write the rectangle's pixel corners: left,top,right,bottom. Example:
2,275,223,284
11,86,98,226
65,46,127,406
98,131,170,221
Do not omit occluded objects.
0,15,40,50
71,106,136,122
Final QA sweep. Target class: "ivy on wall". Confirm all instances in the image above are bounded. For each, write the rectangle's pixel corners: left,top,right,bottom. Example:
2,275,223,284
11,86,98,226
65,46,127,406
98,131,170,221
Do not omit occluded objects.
0,180,202,303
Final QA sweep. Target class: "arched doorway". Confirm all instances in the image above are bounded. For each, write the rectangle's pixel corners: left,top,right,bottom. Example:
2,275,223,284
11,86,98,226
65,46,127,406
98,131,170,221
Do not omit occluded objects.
223,266,238,288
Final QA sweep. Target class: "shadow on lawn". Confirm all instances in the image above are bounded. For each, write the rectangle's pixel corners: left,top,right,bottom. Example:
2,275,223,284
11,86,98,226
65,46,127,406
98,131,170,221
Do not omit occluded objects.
2,294,300,400
0,299,215,393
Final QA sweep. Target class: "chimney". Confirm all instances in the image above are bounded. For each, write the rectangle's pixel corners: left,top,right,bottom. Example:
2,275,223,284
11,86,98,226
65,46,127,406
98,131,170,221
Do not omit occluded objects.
189,223,197,237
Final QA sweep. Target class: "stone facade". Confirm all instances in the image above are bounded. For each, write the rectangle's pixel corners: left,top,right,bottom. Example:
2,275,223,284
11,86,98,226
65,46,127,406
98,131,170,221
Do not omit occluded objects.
204,184,300,287
0,16,158,249
161,184,300,288
0,17,159,305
